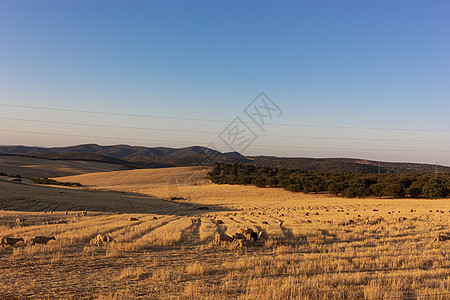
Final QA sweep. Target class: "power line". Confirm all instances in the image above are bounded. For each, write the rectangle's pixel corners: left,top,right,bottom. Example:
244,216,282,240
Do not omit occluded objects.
2,128,450,153
2,103,450,132
1,116,450,143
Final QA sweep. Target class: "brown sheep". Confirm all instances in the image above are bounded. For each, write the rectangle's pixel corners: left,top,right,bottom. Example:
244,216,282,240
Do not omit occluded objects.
213,233,233,245
31,236,56,246
1,237,24,248
233,233,246,240
250,232,258,242
190,218,200,224
215,219,224,225
240,228,257,241
129,217,139,221
15,217,26,224
95,234,115,246
231,239,255,250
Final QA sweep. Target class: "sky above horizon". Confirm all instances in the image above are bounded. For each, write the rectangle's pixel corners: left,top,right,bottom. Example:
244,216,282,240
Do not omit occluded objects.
1,1,449,165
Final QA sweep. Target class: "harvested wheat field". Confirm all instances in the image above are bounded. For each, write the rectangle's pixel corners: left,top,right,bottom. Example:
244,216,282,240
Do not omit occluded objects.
0,155,131,178
0,167,448,299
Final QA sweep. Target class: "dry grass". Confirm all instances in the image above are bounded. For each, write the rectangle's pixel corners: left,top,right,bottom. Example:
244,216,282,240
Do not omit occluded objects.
1,199,448,299
0,166,449,299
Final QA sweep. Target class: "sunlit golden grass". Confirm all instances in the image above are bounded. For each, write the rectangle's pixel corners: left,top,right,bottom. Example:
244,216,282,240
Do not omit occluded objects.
1,174,449,299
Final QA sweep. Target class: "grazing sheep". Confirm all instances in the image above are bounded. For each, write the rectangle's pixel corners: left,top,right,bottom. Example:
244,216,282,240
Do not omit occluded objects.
190,218,200,224
15,217,26,224
231,239,255,250
215,219,224,225
129,217,139,221
1,237,24,248
262,221,269,225
213,233,233,245
95,234,115,246
153,216,158,220
233,233,246,240
31,236,56,246
240,228,255,240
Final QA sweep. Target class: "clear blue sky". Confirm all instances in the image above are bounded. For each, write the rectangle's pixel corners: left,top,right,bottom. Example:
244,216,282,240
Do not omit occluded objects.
1,0,449,165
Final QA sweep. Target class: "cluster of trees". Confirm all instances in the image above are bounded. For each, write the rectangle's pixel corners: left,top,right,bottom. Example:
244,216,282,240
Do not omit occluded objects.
32,178,82,187
208,163,450,199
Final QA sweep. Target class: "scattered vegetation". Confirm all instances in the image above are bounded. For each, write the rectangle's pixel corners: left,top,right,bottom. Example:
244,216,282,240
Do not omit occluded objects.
209,163,450,199
32,177,82,187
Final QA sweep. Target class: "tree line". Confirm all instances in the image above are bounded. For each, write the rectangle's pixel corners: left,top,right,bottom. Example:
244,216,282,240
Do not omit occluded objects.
208,163,450,199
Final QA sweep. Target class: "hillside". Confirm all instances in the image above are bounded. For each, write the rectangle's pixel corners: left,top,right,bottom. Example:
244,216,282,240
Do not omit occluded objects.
54,166,211,193
1,144,449,174
248,156,450,174
0,155,131,178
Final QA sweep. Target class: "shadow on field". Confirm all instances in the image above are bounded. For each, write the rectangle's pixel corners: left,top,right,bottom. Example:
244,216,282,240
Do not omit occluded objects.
0,180,229,216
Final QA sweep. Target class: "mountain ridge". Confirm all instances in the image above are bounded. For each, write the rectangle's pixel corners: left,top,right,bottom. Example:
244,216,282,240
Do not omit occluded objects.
0,144,448,174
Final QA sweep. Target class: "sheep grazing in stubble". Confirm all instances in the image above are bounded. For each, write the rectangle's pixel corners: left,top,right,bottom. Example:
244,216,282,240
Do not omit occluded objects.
233,233,246,240
231,239,255,250
1,237,24,248
190,218,200,224
31,236,56,246
213,233,233,245
129,217,139,221
95,234,115,246
15,217,26,224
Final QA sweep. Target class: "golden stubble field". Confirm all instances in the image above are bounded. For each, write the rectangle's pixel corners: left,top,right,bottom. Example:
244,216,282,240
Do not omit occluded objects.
0,166,449,299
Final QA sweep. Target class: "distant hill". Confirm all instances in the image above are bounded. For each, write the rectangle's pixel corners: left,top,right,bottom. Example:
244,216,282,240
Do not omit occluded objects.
248,156,450,174
0,144,448,174
0,144,248,168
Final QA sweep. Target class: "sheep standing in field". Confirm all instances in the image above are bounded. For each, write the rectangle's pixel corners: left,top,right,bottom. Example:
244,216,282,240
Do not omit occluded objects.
231,239,255,250
249,231,258,242
31,236,56,246
190,218,200,224
233,233,246,240
213,233,233,245
15,217,26,225
94,234,115,246
1,237,24,248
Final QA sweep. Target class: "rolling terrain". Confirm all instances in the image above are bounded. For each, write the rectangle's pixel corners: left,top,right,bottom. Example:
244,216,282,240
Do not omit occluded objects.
0,155,131,178
0,158,449,299
2,144,450,173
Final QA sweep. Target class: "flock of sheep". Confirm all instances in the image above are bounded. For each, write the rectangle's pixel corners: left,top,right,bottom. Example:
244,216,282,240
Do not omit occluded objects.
213,228,268,250
1,236,56,248
0,233,117,249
